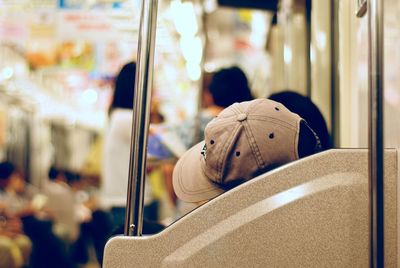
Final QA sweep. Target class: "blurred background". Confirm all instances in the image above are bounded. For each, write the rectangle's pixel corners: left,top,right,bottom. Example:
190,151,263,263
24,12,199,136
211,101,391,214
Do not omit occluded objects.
0,0,400,267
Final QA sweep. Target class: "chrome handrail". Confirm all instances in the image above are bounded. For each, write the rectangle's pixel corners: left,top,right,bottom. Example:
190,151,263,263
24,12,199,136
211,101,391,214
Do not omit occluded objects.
368,0,384,266
125,0,159,236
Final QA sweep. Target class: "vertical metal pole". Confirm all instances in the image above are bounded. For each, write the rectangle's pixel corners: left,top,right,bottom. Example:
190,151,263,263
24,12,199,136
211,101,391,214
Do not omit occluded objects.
124,0,158,236
368,0,384,266
330,0,340,148
305,0,312,97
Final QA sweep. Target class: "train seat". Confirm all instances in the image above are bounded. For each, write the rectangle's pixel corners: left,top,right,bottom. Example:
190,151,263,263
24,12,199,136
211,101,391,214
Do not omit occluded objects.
103,149,399,267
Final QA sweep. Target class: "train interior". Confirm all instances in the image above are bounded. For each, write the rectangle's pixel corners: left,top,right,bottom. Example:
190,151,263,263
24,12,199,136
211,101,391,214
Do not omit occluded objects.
0,0,399,267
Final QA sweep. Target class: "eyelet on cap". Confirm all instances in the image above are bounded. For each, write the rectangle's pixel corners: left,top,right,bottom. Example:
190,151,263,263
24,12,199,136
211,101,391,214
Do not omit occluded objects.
236,113,247,122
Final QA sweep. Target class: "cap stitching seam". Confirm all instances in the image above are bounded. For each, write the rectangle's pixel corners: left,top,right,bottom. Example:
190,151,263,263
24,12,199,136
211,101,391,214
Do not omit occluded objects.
212,114,238,121
217,123,240,181
243,120,265,169
217,123,241,182
248,116,298,129
230,104,243,115
248,98,266,112
247,117,298,130
206,119,236,131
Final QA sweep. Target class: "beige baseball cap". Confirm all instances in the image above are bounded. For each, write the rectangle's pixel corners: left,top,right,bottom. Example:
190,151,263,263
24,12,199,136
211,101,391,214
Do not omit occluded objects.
173,98,320,203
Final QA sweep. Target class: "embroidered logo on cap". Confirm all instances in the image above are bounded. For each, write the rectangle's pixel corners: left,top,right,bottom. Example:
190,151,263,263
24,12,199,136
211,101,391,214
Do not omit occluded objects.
200,144,207,159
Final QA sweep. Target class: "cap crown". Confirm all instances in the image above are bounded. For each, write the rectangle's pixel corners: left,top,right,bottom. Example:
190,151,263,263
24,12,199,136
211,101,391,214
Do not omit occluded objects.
202,98,301,186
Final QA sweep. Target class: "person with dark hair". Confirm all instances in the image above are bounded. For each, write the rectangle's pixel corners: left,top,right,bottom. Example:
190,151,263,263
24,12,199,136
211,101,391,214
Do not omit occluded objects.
153,65,255,157
48,166,59,181
101,61,157,224
150,65,255,215
108,61,136,114
0,161,32,268
72,62,163,266
0,163,13,192
0,162,38,217
43,167,79,243
267,90,331,150
208,66,253,108
0,162,74,268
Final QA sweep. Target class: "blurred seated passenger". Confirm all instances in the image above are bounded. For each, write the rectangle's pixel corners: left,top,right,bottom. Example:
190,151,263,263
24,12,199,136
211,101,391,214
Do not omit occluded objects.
0,162,39,217
151,66,254,215
0,162,32,268
0,228,32,268
0,161,74,268
172,98,321,204
43,167,80,243
268,90,331,150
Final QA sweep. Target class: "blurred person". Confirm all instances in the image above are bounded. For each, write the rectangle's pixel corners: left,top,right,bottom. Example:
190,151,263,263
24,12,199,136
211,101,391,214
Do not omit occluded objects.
0,161,74,268
0,162,32,268
154,66,254,154
0,216,32,268
172,98,321,204
151,66,254,217
0,162,38,216
149,99,165,124
42,167,80,244
268,90,331,150
207,66,254,109
72,62,164,266
101,61,156,224
146,99,173,221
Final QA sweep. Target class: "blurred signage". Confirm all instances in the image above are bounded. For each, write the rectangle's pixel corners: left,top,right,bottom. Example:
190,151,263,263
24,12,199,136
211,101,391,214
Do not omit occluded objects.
1,0,56,9
58,0,82,9
0,0,28,11
30,0,57,8
57,10,117,41
58,0,122,9
29,10,57,38
0,16,28,44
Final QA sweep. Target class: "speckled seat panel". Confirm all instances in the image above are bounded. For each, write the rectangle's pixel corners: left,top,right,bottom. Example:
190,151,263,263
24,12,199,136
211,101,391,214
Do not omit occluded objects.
103,149,398,268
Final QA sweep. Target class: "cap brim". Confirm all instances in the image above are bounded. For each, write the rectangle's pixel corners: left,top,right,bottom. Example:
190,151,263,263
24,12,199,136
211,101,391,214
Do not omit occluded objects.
173,141,224,203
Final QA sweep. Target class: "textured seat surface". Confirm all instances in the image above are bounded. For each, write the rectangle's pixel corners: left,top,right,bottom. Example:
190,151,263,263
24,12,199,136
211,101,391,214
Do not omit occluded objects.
103,149,398,268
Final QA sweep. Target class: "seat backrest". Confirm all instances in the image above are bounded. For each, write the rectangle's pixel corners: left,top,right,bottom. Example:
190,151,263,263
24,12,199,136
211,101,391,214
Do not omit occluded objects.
103,149,398,267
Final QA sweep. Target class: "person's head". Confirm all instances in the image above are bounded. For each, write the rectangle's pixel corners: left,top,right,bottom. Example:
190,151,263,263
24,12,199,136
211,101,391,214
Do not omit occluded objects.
48,166,60,181
150,99,164,124
64,170,81,187
268,90,331,150
0,161,15,189
172,98,321,203
109,61,137,114
0,161,25,193
48,166,69,183
208,66,254,108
